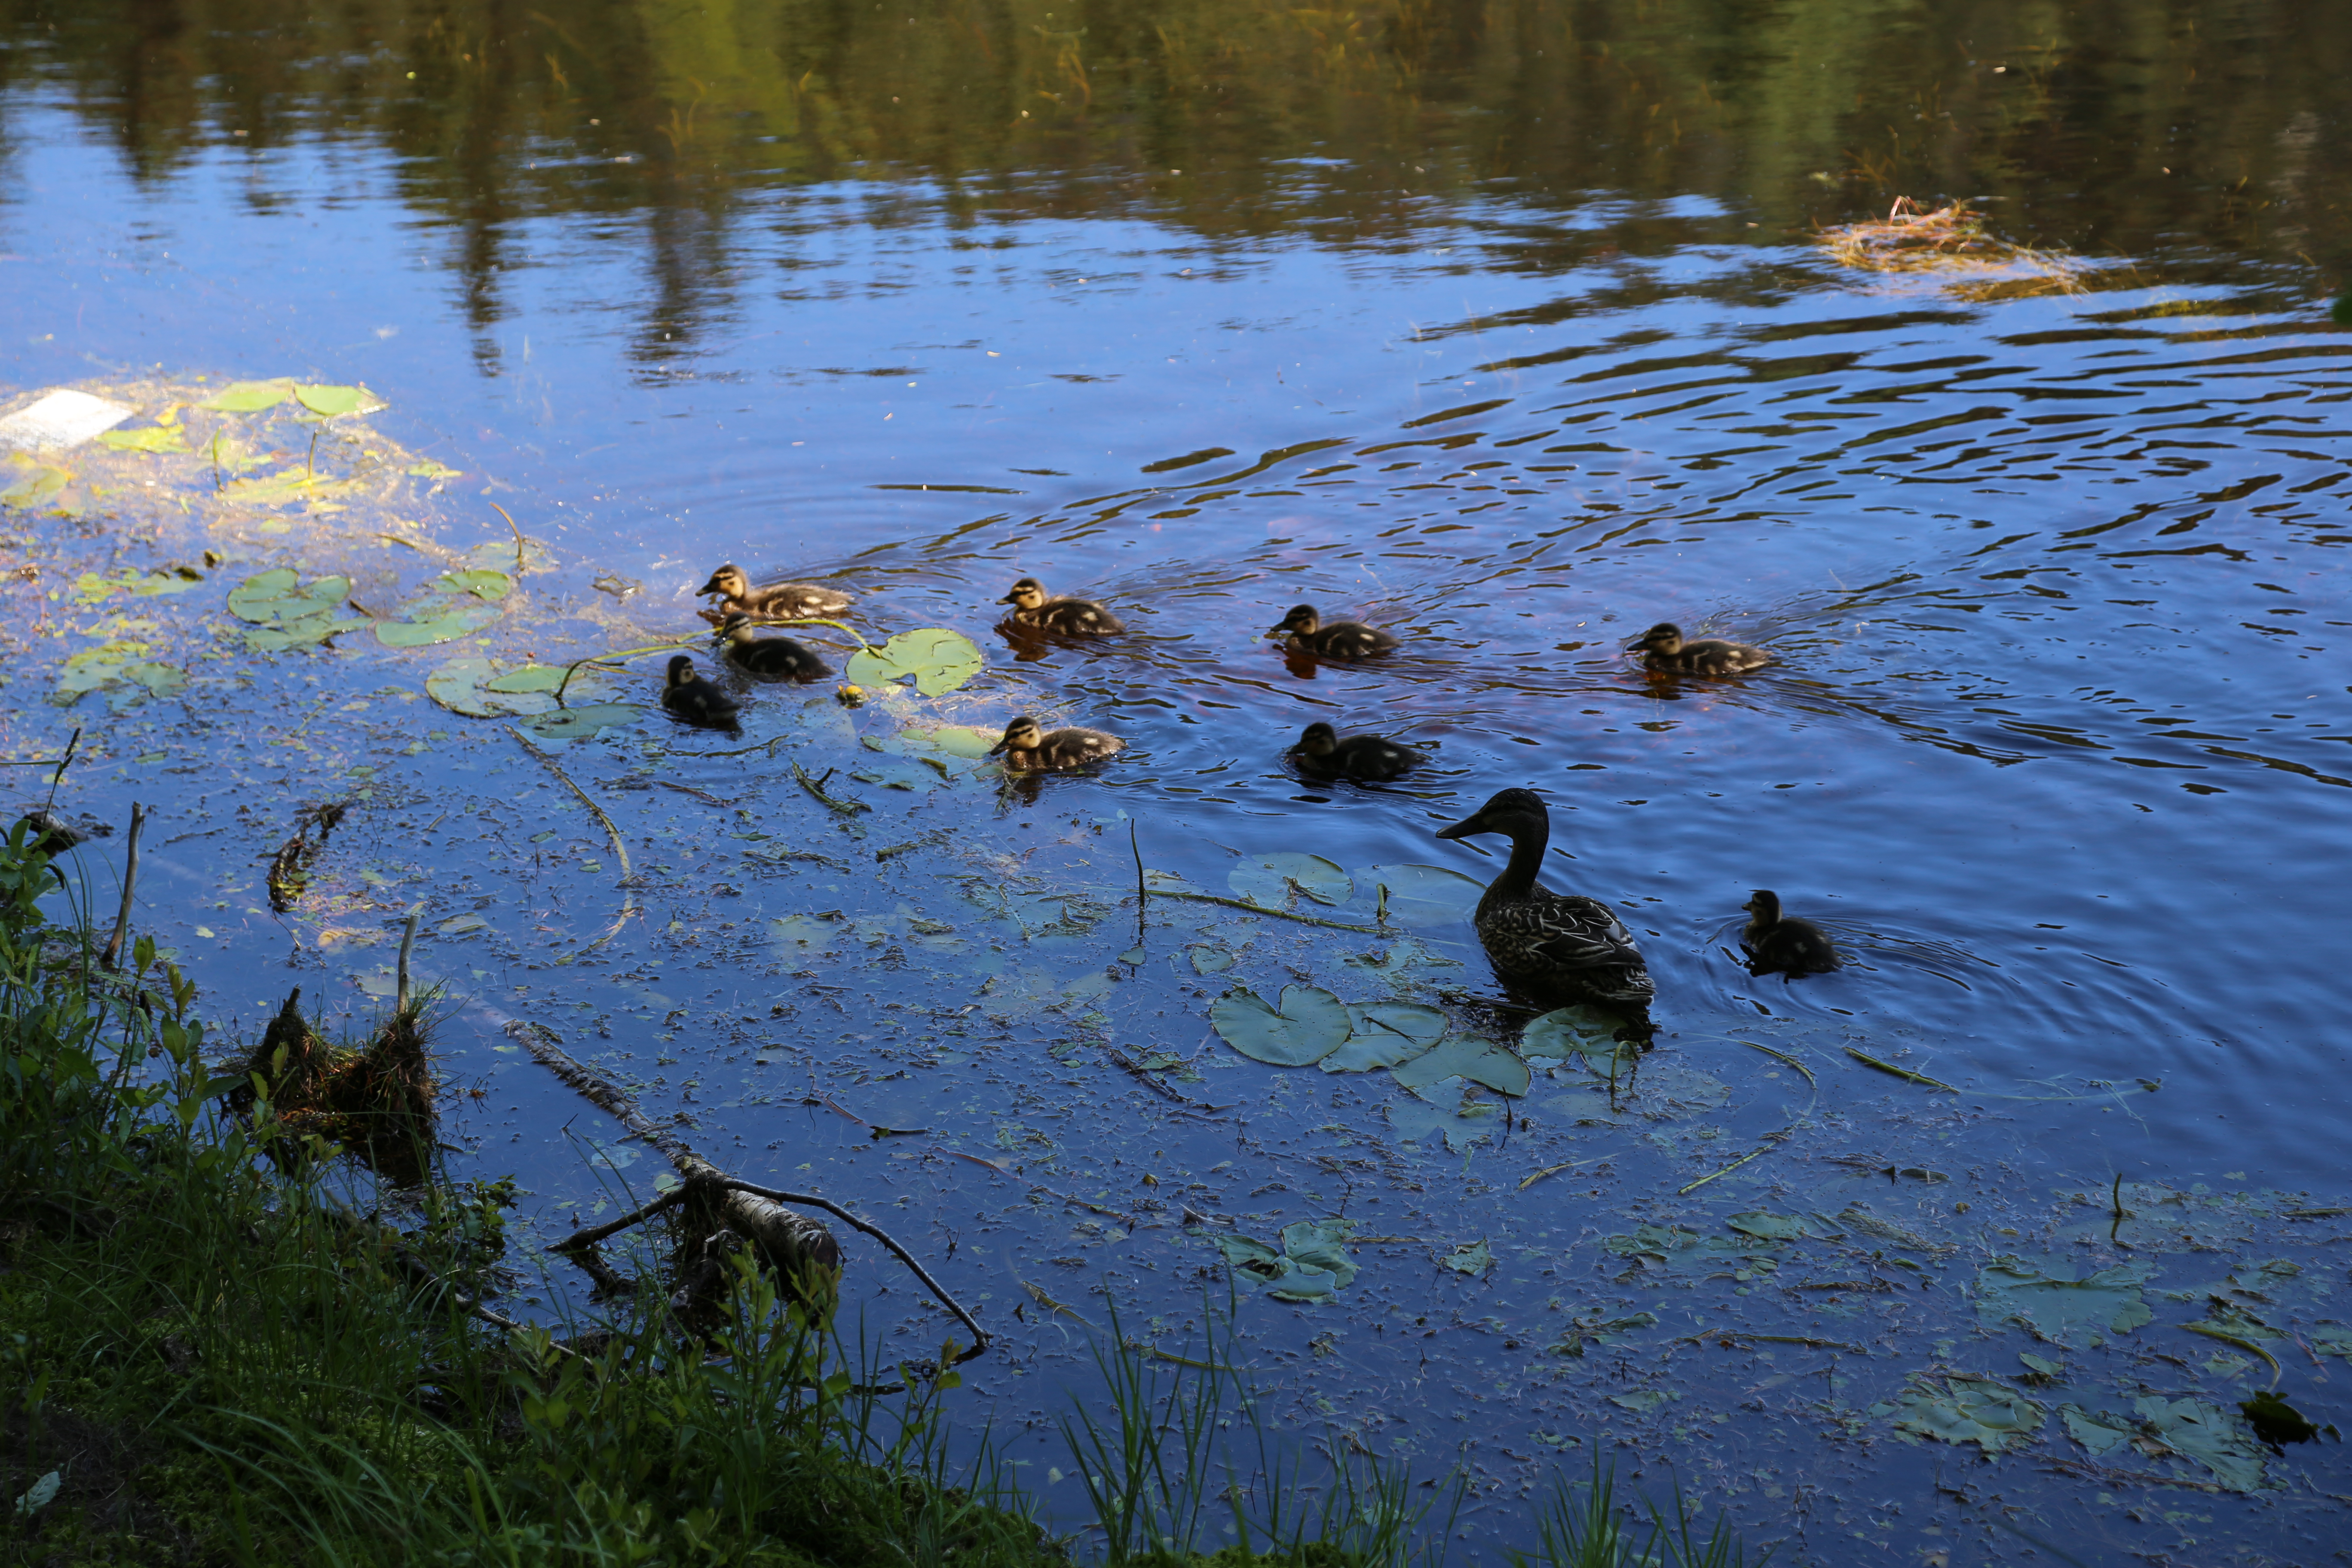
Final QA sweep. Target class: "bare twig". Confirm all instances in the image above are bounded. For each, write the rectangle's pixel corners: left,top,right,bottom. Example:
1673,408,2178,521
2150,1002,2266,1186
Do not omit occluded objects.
1146,887,1382,934
397,911,419,1010
792,760,869,815
725,1180,989,1360
44,726,82,815
1846,1047,1959,1093
556,1185,690,1251
100,802,146,969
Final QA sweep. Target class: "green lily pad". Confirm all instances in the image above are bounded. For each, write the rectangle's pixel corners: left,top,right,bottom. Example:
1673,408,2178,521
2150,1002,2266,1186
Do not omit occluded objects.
75,567,203,603
1208,984,1351,1067
1609,1389,1677,1415
902,723,999,760
844,628,984,698
1213,1217,1358,1303
408,459,464,480
523,703,642,742
1442,1239,1494,1277
54,641,186,708
1550,1311,1659,1357
2,465,70,509
438,914,488,937
294,383,369,416
228,568,351,625
99,425,190,453
1386,1090,1501,1154
1603,1222,1781,1274
1229,852,1351,908
427,659,589,717
435,568,512,601
2062,1397,2266,1491
377,593,502,647
1975,1256,2152,1346
1522,1004,1628,1060
202,380,293,413
1321,1003,1446,1072
1885,1377,2043,1455
1390,1035,1531,1097
1360,863,1486,928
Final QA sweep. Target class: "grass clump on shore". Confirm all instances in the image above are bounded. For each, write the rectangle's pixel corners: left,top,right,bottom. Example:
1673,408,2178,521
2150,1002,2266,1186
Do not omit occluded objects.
0,824,1758,1566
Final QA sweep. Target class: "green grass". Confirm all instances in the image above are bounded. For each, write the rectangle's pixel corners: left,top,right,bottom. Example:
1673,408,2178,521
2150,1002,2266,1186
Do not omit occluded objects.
0,825,1759,1566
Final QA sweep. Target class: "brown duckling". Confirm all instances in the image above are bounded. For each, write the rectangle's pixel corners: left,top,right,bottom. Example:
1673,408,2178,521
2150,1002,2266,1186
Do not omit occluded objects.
1740,890,1839,979
715,613,829,680
1626,621,1770,675
1292,722,1422,782
1436,787,1654,1041
661,655,740,729
999,577,1124,635
987,714,1126,771
1270,604,1398,659
698,564,851,621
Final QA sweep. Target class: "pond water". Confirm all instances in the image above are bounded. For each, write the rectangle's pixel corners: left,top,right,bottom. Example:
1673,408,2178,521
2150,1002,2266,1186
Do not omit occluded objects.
4,2,2350,1561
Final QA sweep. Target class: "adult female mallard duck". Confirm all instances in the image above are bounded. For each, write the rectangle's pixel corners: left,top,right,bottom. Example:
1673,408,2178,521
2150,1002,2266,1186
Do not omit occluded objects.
1740,890,1839,979
1291,722,1421,782
1270,605,1397,659
998,577,1124,635
1436,787,1654,1040
987,715,1126,771
697,564,851,622
715,614,830,680
1626,621,1770,675
661,655,740,729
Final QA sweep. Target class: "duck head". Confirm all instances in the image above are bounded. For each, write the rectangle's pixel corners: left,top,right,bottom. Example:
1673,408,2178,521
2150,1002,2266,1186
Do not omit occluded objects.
1742,889,1782,924
715,612,758,643
1270,604,1321,638
1001,578,1047,610
988,715,1044,756
665,654,699,688
1296,721,1339,759
1436,787,1548,841
1627,622,1684,655
699,564,750,599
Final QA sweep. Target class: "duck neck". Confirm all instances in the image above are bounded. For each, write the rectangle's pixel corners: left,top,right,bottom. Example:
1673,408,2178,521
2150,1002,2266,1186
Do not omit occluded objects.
1488,818,1550,900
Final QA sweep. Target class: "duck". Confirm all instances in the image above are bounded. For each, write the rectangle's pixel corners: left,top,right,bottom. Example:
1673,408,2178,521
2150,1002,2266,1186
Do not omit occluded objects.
1270,604,1397,659
1626,621,1770,675
987,715,1126,771
1740,890,1840,979
715,613,829,680
1291,722,1421,782
661,655,740,729
998,577,1124,635
697,564,851,622
1435,787,1654,1040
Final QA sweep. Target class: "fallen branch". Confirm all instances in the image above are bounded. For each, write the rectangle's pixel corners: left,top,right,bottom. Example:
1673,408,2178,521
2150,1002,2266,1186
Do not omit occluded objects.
792,760,870,815
1146,887,1382,934
726,1181,987,1360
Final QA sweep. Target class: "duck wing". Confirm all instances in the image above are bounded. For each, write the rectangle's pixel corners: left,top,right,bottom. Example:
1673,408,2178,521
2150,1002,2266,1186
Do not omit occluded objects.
1495,894,1647,972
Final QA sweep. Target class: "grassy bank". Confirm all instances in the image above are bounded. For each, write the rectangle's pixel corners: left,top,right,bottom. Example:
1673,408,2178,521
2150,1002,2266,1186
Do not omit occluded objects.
0,827,1755,1567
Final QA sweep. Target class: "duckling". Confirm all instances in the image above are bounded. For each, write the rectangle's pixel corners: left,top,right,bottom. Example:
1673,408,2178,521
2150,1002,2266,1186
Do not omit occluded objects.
1270,604,1398,659
987,714,1126,771
1740,890,1840,979
715,613,830,680
661,655,740,729
1626,621,1770,675
1291,722,1421,782
998,577,1124,635
1435,787,1654,1040
697,564,851,621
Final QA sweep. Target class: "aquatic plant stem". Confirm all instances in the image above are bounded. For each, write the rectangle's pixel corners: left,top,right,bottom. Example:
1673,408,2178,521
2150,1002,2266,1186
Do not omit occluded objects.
396,911,418,1011
1145,887,1382,934
508,726,640,961
42,726,81,815
1846,1046,1960,1092
1128,819,1146,946
489,500,526,579
792,760,869,815
99,802,145,970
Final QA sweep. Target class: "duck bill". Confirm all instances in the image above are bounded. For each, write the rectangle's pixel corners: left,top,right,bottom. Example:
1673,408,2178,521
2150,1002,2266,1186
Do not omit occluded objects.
1623,635,1651,652
1265,624,1292,638
986,739,1011,756
1433,812,1487,841
998,592,1022,605
697,575,725,596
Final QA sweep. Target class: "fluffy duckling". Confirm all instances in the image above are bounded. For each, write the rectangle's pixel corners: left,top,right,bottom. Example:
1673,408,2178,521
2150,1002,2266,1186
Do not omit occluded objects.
987,714,1126,771
661,655,740,728
1740,890,1839,979
999,577,1125,635
715,613,829,680
1626,621,1770,675
698,564,851,621
1291,722,1421,782
1436,787,1654,1040
1270,604,1398,659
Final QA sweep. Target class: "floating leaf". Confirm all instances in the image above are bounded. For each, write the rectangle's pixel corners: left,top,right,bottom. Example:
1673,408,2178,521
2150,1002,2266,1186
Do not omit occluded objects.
1609,1389,1677,1415
1360,863,1485,928
1884,1377,2044,1455
524,703,641,742
436,568,512,601
99,425,190,453
1208,985,1351,1067
1390,1035,1530,1098
1,466,70,509
377,593,501,647
228,568,350,625
427,659,586,717
438,914,487,937
1550,1311,1658,1357
845,627,984,697
407,459,464,479
2061,1397,2266,1491
75,567,202,603
1442,1239,1494,1277
1213,1217,1358,1303
1974,1256,2152,1346
1322,1003,1446,1073
1522,1005,1634,1063
1385,1090,1500,1154
202,380,292,412
54,641,186,707
1229,852,1350,908
1727,1211,1838,1243
905,723,1000,759
294,383,368,416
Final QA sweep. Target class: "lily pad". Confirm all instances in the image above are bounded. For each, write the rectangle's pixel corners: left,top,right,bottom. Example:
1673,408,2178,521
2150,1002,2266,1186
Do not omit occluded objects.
202,380,293,413
1609,1389,1677,1416
1,466,70,509
1386,1090,1501,1154
99,425,190,453
1975,1256,2152,1346
55,641,186,708
524,703,643,742
436,568,512,601
294,383,369,416
1550,1311,1659,1357
1208,985,1351,1067
1321,1003,1446,1072
1361,863,1486,928
1229,852,1351,908
845,627,984,697
1604,1223,1779,1274
437,914,488,937
1390,1035,1531,1098
75,567,203,603
905,724,1000,759
1213,1216,1358,1303
2061,1397,2266,1491
377,592,502,647
228,568,351,625
1522,1004,1628,1061
1442,1239,1494,1277
1885,1377,2043,1455
427,659,589,717
408,459,464,480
